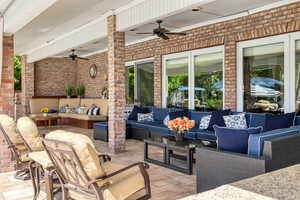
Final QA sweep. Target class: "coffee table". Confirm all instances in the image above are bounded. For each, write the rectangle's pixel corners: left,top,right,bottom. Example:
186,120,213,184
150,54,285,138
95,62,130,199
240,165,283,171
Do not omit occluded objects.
32,115,62,128
144,136,216,174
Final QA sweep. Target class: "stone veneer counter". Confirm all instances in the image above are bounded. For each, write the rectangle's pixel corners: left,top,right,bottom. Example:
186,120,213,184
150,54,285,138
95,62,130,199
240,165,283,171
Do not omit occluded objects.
181,164,300,200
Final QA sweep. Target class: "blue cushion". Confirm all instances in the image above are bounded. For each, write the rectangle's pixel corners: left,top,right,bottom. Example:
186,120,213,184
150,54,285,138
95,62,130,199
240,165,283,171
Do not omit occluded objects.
207,109,231,131
153,107,169,122
188,127,216,141
214,125,263,154
169,111,186,120
248,113,267,131
93,122,108,131
295,116,300,125
189,111,211,128
264,112,295,132
248,127,299,157
127,106,150,120
127,121,170,134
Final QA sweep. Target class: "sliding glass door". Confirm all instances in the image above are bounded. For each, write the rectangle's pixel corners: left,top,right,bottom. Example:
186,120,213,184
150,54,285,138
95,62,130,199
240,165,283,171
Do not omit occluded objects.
125,59,154,106
163,46,224,110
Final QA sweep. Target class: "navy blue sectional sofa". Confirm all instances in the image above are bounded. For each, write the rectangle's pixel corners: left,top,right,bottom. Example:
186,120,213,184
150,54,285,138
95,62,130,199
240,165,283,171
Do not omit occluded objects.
93,106,300,142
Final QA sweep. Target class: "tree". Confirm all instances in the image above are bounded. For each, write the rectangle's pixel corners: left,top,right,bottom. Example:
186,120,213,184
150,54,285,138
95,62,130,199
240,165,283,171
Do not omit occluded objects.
14,56,22,91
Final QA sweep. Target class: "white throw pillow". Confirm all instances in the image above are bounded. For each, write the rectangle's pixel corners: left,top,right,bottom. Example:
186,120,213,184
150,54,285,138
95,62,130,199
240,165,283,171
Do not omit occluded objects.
199,115,211,129
137,112,154,122
223,113,247,129
163,115,170,126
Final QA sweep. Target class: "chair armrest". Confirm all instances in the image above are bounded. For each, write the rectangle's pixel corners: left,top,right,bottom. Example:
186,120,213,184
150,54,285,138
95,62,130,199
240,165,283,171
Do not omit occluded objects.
196,147,268,193
87,162,149,188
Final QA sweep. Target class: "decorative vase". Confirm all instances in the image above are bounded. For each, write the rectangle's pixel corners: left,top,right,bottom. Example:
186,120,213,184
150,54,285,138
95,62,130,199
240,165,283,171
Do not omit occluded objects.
174,131,184,142
43,113,48,117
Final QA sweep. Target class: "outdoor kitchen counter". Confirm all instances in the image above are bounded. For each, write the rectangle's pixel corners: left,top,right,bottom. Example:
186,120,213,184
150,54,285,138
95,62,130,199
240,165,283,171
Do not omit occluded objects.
181,164,300,200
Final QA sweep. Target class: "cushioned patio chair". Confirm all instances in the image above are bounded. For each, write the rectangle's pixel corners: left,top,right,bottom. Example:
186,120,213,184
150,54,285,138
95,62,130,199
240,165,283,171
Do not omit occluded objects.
43,130,151,200
0,114,31,180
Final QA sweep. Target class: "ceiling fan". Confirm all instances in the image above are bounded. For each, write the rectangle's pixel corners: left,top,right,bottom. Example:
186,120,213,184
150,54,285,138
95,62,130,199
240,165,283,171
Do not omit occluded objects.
136,20,186,40
65,49,89,61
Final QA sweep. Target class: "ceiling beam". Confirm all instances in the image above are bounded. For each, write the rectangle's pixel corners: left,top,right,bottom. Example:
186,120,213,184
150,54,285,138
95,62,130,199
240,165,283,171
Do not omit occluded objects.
4,0,59,34
26,0,216,63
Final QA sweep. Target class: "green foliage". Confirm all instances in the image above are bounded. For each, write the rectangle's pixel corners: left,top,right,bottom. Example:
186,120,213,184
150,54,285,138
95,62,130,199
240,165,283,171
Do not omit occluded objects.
65,85,74,97
14,56,22,91
76,84,85,97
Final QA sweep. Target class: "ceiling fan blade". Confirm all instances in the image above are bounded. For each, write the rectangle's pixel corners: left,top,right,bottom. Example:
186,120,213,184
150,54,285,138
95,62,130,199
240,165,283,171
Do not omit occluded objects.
136,32,153,34
160,34,169,40
165,32,187,35
77,57,89,60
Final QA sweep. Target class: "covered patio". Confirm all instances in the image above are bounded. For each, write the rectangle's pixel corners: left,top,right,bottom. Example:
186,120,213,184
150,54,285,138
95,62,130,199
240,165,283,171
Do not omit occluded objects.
1,0,300,200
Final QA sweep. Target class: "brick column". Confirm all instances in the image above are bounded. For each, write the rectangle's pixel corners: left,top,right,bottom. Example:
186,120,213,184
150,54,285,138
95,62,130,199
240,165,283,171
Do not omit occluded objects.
0,35,15,172
224,36,237,111
107,15,126,153
21,56,35,116
154,54,162,107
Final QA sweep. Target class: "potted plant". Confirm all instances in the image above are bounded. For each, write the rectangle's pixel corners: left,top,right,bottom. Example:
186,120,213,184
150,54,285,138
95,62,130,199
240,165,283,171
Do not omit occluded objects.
168,117,195,141
76,84,85,98
65,86,74,98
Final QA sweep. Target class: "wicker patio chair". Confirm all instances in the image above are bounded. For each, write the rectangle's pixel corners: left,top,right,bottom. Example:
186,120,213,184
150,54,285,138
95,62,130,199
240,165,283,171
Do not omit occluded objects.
0,114,31,180
43,130,151,200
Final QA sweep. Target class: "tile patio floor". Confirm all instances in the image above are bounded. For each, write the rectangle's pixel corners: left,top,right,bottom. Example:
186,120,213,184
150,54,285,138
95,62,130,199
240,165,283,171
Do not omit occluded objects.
0,126,196,200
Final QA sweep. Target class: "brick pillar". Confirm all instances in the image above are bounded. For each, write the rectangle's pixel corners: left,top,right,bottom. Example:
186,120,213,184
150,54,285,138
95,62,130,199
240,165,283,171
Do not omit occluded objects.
107,15,126,153
154,54,162,107
0,35,15,172
21,56,35,116
224,37,237,111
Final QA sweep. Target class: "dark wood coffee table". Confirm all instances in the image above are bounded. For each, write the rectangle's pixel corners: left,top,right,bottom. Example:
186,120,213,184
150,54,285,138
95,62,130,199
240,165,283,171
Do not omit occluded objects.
144,136,216,174
33,115,62,128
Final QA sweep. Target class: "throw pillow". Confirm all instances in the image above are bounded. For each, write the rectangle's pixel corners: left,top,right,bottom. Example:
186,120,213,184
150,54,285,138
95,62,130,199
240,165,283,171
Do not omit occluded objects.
59,104,68,113
223,113,247,129
87,105,97,115
127,106,148,121
163,115,170,126
207,109,231,131
92,107,100,116
199,115,211,129
78,107,89,114
137,112,154,122
264,112,296,132
65,107,75,113
214,125,263,154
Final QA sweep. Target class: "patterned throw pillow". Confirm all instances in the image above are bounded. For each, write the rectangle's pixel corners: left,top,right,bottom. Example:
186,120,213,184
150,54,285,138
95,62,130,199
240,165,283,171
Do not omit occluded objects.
163,115,170,126
78,107,89,114
199,115,211,129
65,107,75,113
223,113,247,129
137,112,154,122
92,107,100,115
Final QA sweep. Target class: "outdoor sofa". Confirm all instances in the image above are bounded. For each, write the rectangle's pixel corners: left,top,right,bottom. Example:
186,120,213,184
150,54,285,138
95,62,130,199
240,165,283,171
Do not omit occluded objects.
29,98,108,129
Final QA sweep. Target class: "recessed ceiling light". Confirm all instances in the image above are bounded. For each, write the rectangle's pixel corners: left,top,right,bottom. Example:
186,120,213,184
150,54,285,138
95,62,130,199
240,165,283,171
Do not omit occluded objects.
130,28,138,32
192,7,202,12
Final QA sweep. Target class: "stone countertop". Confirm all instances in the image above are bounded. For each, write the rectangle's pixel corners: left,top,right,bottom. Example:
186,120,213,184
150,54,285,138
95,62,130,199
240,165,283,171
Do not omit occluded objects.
181,164,300,200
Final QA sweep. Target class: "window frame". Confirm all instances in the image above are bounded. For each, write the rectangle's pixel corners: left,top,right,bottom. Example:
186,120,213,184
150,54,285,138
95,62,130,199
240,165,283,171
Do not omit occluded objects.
162,45,225,109
125,57,154,104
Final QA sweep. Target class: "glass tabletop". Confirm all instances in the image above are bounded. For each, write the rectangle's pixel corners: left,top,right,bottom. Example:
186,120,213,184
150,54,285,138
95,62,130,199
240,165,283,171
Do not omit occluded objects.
145,136,216,149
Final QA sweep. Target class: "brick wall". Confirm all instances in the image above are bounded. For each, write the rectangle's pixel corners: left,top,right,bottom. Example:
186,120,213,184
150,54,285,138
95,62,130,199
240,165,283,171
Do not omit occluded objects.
0,36,15,172
35,58,77,96
77,52,108,98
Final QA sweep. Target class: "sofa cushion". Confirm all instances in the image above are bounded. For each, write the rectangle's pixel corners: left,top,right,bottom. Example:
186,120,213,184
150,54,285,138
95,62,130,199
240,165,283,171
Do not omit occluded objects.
127,121,169,134
58,113,107,121
294,116,300,125
30,98,59,114
248,113,267,131
93,122,108,131
17,117,43,151
248,127,300,157
214,125,263,154
169,111,186,120
153,107,169,122
207,109,231,131
185,128,216,140
264,112,295,132
127,106,149,121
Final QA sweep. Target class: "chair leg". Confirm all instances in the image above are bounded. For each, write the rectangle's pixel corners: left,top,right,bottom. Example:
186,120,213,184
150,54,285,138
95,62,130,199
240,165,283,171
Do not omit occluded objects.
14,168,31,181
29,162,38,200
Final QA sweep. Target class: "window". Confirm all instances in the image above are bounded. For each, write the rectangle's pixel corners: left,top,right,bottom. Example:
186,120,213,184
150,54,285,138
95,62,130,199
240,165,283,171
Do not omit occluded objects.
125,59,154,106
165,57,189,108
194,52,223,111
163,46,224,110
243,43,285,113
